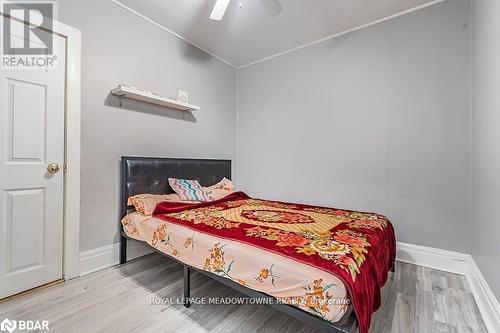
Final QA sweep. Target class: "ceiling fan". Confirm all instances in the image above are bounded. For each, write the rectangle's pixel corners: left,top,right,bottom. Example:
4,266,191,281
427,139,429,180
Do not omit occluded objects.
210,0,283,21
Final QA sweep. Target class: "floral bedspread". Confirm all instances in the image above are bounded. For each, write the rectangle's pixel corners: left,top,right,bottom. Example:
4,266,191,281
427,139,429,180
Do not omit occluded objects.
140,192,394,332
123,211,350,323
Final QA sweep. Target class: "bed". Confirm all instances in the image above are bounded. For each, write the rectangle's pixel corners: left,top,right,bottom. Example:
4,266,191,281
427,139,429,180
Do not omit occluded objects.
119,156,396,333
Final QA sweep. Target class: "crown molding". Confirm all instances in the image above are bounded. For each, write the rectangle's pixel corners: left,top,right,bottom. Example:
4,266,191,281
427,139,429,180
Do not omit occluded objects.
108,0,237,68
237,0,447,69
109,0,447,70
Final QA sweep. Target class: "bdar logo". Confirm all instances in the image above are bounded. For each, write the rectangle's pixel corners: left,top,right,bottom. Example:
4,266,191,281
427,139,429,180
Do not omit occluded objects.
0,318,16,333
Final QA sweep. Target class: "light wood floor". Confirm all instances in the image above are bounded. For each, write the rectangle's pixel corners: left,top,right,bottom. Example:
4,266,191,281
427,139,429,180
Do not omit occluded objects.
0,254,487,333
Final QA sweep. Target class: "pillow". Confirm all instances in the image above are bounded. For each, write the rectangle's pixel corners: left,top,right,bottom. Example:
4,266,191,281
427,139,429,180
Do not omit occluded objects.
203,188,235,201
168,178,211,202
206,177,234,191
201,177,235,200
127,193,198,214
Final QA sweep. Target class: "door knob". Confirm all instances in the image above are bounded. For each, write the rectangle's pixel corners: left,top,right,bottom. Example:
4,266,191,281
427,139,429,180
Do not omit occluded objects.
47,163,60,174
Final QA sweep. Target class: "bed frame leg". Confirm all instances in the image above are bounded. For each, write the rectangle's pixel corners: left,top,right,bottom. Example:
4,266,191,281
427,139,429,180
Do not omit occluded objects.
120,235,127,264
391,264,396,273
184,265,191,308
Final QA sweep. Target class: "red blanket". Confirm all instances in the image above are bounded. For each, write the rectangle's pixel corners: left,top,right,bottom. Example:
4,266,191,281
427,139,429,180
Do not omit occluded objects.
153,192,396,333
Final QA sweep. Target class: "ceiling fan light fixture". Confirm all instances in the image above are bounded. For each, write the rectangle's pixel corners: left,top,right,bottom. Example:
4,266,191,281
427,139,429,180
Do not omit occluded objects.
210,0,231,20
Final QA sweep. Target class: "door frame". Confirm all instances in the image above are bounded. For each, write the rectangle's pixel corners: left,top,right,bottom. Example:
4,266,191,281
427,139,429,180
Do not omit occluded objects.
0,13,81,280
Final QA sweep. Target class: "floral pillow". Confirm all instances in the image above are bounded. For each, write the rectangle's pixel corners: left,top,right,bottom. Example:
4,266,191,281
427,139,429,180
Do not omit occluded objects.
206,177,234,191
168,178,211,202
202,177,235,200
203,188,235,201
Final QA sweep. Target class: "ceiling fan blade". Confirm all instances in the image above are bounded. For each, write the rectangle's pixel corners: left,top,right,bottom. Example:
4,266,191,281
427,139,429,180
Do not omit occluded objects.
210,0,231,20
261,0,283,17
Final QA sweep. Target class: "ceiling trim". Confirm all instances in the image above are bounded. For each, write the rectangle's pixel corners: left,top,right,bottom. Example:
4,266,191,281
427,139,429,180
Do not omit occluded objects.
237,0,447,69
108,0,238,68
109,0,447,70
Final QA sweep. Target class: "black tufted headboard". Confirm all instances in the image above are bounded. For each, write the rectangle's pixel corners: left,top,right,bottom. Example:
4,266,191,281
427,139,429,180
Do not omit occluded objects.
120,156,231,218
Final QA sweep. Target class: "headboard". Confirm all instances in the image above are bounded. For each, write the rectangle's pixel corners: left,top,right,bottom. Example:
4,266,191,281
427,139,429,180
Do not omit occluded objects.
120,156,232,218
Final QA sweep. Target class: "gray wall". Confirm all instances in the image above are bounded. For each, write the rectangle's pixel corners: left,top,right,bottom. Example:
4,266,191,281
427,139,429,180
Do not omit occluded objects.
56,0,485,263
59,0,236,251
471,0,500,299
237,0,471,252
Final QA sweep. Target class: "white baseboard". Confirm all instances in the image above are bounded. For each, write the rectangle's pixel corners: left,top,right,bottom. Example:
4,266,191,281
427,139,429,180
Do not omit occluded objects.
396,241,499,333
79,241,153,276
466,259,500,333
396,241,471,275
79,240,499,332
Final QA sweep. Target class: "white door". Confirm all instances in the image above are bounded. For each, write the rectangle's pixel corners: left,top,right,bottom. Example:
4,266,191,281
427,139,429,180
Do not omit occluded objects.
0,24,66,299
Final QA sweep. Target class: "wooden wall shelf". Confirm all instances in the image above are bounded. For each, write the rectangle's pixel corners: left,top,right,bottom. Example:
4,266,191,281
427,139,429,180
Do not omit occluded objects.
111,85,200,111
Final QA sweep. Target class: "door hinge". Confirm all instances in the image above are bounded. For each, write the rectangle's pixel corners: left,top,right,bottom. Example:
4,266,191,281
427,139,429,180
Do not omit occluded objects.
63,163,67,173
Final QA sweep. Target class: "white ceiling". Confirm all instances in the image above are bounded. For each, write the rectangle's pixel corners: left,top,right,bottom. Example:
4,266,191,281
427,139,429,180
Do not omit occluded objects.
113,0,442,68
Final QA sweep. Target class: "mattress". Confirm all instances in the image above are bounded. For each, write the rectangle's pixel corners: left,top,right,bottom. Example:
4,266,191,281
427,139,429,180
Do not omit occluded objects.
122,211,351,323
